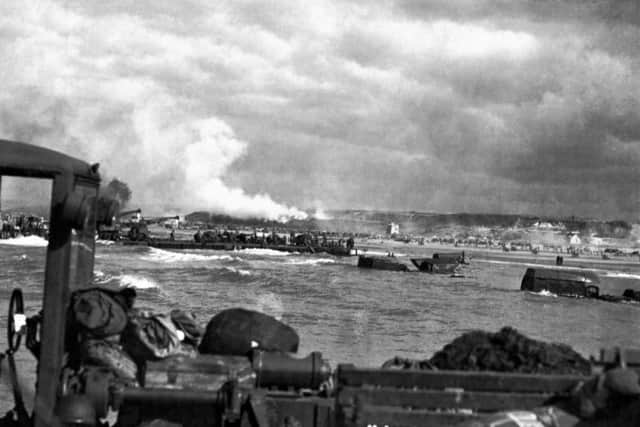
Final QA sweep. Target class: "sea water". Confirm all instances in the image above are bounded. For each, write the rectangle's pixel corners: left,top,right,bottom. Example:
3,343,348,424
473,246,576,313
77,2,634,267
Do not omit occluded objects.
1,239,640,413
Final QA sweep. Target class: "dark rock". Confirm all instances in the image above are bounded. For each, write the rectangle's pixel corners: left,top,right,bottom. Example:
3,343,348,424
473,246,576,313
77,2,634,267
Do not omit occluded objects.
383,327,591,375
427,327,591,375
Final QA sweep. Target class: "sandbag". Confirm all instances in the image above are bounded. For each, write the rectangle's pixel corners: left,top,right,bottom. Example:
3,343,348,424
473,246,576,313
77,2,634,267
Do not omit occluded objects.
170,309,204,345
71,288,129,338
122,312,183,361
199,308,299,355
80,339,138,381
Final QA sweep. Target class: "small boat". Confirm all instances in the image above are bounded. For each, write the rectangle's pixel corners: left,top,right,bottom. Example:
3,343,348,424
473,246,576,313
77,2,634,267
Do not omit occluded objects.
357,255,415,271
410,257,459,274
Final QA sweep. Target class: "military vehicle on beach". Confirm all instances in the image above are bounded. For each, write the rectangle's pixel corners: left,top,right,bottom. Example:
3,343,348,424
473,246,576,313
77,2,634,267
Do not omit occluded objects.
1,140,639,427
96,208,141,241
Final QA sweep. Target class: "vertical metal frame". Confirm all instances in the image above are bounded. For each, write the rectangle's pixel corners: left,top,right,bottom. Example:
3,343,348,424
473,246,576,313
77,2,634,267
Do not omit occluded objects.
34,173,73,427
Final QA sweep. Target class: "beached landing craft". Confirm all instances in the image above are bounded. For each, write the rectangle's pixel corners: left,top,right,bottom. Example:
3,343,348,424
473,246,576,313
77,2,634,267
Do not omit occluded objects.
1,140,639,427
357,252,464,274
521,267,640,304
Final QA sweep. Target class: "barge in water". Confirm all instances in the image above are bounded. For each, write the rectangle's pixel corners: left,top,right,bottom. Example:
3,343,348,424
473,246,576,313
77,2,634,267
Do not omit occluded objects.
123,238,357,256
357,254,461,274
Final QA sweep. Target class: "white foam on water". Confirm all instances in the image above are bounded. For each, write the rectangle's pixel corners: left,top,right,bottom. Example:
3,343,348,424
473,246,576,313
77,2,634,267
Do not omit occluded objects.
96,239,115,246
603,272,640,280
237,248,293,257
286,258,336,265
93,271,159,290
359,250,406,257
118,274,159,289
529,290,558,298
143,247,237,263
224,266,252,276
0,235,48,247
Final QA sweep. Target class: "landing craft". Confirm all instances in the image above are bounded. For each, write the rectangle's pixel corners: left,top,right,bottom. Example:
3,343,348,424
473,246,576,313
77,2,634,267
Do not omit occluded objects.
0,140,639,427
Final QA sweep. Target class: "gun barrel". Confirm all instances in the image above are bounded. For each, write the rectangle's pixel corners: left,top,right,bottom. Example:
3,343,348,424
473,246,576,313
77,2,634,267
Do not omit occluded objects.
252,351,331,390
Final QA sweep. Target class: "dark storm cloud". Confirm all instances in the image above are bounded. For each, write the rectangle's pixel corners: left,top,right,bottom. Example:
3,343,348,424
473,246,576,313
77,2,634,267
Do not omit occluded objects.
1,0,639,220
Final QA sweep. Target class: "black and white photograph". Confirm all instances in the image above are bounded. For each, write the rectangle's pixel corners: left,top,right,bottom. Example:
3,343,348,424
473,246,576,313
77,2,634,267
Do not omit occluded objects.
0,1,639,426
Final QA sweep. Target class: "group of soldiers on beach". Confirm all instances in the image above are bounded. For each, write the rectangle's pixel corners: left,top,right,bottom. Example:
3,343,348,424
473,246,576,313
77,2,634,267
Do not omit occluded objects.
193,228,355,249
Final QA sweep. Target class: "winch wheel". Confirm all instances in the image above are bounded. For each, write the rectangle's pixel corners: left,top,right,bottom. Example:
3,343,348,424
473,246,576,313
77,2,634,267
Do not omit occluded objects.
7,288,25,353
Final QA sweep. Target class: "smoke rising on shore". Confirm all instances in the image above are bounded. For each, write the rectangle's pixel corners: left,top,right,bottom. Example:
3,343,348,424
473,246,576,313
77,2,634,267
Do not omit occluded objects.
0,1,307,221
1,1,639,220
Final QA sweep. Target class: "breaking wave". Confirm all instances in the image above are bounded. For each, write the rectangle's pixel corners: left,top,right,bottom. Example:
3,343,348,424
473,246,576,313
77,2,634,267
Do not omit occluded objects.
359,250,406,257
603,272,640,280
286,258,336,265
529,290,558,298
93,270,159,289
117,274,159,289
143,247,237,263
224,266,252,276
0,235,48,247
236,248,293,257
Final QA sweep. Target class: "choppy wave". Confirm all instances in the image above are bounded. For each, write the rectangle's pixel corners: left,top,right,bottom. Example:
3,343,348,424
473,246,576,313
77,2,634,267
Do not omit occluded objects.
603,272,640,280
224,266,252,276
286,258,336,265
96,239,115,246
0,235,48,247
359,250,406,257
93,270,159,289
529,290,558,298
143,247,237,263
236,248,293,256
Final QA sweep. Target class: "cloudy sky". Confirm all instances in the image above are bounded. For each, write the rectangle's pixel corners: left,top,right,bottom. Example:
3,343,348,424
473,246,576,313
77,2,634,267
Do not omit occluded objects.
1,0,639,220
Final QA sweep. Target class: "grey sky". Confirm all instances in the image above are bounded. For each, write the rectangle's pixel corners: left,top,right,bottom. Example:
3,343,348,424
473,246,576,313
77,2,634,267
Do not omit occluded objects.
1,0,638,220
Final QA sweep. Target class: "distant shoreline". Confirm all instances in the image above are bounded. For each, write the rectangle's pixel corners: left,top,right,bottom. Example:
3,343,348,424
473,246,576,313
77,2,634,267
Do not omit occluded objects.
356,239,640,272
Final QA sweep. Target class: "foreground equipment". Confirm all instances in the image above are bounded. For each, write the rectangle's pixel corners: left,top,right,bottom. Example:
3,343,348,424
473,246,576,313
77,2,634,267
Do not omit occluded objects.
1,140,639,427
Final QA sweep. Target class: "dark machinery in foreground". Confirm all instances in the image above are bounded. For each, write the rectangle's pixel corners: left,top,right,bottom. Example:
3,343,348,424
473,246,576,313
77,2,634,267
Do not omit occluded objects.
1,140,639,427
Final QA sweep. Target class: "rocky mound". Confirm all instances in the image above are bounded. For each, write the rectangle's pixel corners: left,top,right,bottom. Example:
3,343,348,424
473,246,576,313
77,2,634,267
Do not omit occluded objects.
384,327,591,375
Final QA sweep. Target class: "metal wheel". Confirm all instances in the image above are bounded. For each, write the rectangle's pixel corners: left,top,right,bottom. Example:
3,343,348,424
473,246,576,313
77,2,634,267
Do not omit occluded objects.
7,288,25,353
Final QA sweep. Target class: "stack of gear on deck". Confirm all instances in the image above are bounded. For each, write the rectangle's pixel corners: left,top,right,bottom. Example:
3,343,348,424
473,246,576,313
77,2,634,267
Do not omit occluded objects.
198,307,299,355
67,290,299,383
68,287,204,384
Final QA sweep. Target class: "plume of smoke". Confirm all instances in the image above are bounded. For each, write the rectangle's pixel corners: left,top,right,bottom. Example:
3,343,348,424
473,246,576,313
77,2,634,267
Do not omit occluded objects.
0,1,308,222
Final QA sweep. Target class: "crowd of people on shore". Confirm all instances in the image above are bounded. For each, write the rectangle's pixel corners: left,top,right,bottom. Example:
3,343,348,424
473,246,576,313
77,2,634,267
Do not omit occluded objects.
192,228,356,249
0,213,48,239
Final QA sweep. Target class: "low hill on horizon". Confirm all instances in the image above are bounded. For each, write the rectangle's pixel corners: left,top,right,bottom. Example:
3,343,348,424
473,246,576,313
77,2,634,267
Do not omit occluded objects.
185,210,634,240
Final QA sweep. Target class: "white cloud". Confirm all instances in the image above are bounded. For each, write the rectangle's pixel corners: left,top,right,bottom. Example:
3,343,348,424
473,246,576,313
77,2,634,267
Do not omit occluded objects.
1,0,638,220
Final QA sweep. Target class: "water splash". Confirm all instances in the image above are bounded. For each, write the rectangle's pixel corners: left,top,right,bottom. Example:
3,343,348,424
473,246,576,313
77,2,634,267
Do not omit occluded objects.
0,235,48,247
529,290,558,298
93,270,159,290
236,248,293,257
143,247,238,263
224,266,252,276
286,258,336,265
